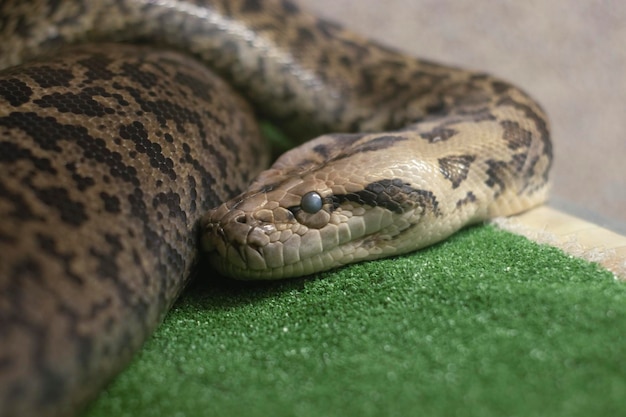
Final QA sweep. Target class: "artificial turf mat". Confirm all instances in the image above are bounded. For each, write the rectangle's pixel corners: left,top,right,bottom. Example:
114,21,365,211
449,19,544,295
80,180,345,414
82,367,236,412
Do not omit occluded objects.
84,225,625,417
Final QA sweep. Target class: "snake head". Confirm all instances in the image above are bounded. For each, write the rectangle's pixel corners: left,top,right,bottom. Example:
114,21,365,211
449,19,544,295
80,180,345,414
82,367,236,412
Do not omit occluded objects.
201,133,448,280
201,173,345,279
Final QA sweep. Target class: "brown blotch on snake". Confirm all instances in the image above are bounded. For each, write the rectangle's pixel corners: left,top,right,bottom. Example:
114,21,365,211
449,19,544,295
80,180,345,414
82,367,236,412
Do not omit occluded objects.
0,0,552,416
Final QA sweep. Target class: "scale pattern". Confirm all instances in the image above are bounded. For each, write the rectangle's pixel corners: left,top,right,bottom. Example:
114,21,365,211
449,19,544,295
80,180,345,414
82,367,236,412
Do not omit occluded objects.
0,0,552,415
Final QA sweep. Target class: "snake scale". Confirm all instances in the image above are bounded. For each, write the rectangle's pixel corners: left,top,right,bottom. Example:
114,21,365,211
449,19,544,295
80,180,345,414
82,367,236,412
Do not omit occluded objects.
0,0,552,416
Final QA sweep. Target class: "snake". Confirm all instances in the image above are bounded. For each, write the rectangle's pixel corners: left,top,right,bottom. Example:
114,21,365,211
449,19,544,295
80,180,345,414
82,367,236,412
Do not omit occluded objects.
0,0,552,416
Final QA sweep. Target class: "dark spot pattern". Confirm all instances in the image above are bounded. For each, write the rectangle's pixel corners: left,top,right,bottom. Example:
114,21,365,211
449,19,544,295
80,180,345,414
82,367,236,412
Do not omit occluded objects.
65,163,96,191
419,127,458,143
0,78,33,106
0,44,268,417
0,111,140,184
31,185,88,227
345,135,408,155
501,120,532,150
119,121,176,180
456,191,477,208
78,55,116,81
333,178,440,216
310,133,408,164
0,141,55,173
311,133,365,160
100,192,121,213
498,96,552,167
438,154,476,189
23,66,74,88
241,0,263,13
34,91,115,117
484,159,509,196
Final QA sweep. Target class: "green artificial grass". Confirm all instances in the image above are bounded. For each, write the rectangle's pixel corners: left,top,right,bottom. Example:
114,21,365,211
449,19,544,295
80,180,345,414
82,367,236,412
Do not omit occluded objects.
84,225,625,417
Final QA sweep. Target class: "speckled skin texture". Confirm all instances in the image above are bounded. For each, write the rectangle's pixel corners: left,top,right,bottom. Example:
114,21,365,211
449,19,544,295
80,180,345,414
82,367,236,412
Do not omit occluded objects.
0,0,552,416
203,80,551,278
0,45,268,416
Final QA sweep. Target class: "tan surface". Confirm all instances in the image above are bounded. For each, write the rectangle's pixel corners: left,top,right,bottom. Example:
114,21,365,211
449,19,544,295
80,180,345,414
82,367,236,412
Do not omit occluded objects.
494,206,626,279
299,0,626,234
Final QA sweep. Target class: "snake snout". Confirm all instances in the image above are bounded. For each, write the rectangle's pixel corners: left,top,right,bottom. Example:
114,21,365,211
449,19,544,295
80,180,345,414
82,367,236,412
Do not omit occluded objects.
202,201,277,265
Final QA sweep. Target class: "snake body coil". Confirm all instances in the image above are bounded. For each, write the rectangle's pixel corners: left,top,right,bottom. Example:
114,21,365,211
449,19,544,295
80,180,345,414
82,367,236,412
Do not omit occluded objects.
0,0,552,416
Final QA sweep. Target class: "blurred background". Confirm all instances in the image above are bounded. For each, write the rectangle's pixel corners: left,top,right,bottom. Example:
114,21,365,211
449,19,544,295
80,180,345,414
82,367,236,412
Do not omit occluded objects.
300,0,626,233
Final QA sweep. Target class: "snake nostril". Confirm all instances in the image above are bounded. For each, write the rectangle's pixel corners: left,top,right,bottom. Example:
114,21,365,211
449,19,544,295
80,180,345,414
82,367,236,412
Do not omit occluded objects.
235,214,247,224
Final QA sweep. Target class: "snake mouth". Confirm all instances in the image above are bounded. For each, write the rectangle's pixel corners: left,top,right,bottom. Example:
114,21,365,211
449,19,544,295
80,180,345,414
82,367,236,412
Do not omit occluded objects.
201,202,401,280
203,221,335,280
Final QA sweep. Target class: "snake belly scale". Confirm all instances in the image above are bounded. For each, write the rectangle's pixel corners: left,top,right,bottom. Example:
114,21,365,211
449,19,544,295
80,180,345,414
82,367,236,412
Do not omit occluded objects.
0,0,552,416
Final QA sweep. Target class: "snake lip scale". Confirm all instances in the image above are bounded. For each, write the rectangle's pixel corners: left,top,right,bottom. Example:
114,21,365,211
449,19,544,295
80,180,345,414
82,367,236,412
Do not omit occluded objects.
0,0,552,416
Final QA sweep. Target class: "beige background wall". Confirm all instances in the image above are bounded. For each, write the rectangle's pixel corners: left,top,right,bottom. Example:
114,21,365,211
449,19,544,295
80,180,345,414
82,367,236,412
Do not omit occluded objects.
299,0,626,233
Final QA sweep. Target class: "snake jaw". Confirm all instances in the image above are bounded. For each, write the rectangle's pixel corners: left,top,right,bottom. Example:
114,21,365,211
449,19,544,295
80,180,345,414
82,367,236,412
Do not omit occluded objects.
201,167,437,279
202,173,343,279
202,191,308,278
201,185,413,280
202,193,296,278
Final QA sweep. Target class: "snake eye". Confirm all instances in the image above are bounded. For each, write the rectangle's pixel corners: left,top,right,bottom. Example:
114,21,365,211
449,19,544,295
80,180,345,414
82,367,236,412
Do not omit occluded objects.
300,191,323,214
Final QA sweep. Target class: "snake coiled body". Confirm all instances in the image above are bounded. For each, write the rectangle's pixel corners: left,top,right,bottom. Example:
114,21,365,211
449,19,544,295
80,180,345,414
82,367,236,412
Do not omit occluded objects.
0,1,552,416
